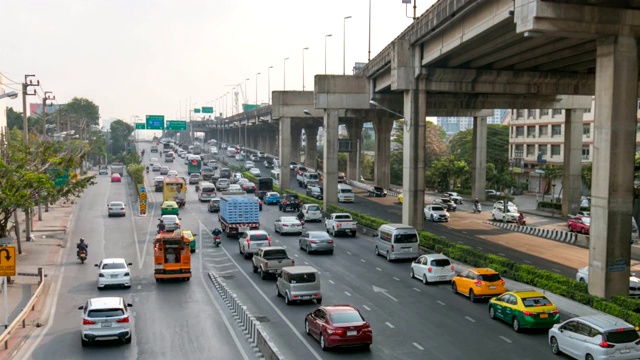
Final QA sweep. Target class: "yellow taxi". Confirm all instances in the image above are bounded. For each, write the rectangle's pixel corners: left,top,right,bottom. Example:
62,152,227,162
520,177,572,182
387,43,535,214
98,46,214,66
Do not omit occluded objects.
182,229,197,253
451,268,506,302
488,290,560,332
161,201,180,215
398,193,403,204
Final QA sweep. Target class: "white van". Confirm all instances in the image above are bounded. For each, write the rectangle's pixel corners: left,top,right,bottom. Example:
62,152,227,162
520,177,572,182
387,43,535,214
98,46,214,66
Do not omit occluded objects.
374,224,420,261
337,184,355,203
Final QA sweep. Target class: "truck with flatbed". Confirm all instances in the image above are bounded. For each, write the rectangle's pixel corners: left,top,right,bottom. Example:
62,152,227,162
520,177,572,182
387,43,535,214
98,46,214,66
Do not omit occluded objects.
325,213,358,237
252,247,295,280
219,191,261,237
256,177,274,200
298,172,320,188
279,193,301,212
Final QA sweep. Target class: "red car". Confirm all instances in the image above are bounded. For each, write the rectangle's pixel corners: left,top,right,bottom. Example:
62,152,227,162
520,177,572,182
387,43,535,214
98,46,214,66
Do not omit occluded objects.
295,166,308,176
305,305,372,351
110,173,122,183
568,215,590,234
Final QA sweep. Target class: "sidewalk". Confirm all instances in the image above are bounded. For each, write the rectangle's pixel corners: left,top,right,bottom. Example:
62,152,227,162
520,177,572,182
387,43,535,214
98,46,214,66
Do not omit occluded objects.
0,197,75,359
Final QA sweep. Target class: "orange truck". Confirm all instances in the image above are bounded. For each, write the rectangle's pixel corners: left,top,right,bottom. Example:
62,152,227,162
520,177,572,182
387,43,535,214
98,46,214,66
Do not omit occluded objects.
153,231,192,281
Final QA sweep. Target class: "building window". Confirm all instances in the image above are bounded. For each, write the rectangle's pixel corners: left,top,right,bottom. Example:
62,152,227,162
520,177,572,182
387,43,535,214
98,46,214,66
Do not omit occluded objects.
539,125,549,137
551,145,561,157
583,124,591,138
539,145,548,157
582,146,590,160
514,144,524,158
541,109,549,116
584,107,591,113
515,126,524,137
526,144,535,156
527,126,536,138
551,125,562,137
527,110,536,119
516,109,524,119
552,109,562,116
637,123,640,133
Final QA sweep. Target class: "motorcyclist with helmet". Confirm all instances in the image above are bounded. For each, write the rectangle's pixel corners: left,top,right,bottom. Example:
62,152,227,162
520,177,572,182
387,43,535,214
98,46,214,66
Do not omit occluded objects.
157,219,166,234
76,238,89,258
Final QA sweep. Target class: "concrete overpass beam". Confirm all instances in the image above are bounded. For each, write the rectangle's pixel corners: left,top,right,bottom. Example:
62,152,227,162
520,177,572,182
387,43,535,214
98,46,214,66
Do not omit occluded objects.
471,116,488,201
372,116,393,189
402,84,426,229
279,118,292,192
323,110,339,210
305,126,319,171
346,119,364,181
562,109,584,217
589,35,638,300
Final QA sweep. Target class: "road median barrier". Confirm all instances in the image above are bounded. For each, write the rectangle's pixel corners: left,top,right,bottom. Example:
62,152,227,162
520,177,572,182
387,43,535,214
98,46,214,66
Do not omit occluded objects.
486,221,578,244
0,268,46,350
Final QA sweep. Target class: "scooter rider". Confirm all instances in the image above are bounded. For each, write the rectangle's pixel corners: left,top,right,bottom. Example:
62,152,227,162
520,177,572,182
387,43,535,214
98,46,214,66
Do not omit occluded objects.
76,238,89,257
212,227,222,237
296,209,305,223
146,165,150,174
157,219,166,234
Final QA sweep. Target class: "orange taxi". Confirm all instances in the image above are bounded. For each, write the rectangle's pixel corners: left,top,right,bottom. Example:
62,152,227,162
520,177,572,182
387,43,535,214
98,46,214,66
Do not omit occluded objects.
451,268,506,302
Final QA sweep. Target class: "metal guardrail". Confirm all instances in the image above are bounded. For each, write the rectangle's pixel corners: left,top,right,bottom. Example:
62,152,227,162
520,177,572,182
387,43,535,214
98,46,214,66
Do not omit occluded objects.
0,267,45,350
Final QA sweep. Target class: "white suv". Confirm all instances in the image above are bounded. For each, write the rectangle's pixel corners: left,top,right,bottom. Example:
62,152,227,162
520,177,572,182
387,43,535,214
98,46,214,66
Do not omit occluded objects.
238,230,271,259
78,297,133,346
302,204,322,222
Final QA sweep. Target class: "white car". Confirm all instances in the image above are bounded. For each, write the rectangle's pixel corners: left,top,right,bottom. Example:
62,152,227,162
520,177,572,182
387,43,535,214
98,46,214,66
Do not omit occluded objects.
237,178,251,186
274,216,303,235
443,192,464,204
152,163,161,171
493,200,517,212
232,172,244,183
149,157,158,164
301,204,322,222
228,184,242,192
216,178,230,190
79,297,133,346
491,207,519,222
244,161,255,170
249,154,260,161
249,168,262,177
235,153,245,161
238,230,271,259
423,205,449,222
154,176,164,183
167,170,178,177
410,254,455,284
107,201,127,217
96,258,132,289
576,266,640,297
257,151,266,158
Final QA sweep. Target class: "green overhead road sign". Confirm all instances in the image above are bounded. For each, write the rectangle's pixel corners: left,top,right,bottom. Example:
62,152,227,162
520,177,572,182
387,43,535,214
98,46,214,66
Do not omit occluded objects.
194,108,201,113
202,107,213,114
135,123,146,130
146,115,165,130
166,120,187,131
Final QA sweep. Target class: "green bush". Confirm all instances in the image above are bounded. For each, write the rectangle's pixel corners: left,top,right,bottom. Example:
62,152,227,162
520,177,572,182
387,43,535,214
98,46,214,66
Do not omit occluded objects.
127,164,144,187
538,201,562,210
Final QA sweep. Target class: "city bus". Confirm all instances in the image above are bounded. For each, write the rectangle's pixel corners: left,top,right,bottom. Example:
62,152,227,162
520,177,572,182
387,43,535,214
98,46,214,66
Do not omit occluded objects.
163,177,186,207
187,155,202,175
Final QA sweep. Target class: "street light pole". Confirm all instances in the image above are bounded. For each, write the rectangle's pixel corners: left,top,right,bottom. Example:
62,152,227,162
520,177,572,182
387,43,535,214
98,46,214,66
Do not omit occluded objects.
267,66,273,104
343,15,352,75
368,0,372,61
324,34,332,74
255,72,261,106
283,57,289,91
42,91,54,138
302,47,309,90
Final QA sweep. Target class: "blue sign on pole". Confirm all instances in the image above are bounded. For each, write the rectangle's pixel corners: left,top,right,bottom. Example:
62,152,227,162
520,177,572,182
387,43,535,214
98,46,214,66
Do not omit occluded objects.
140,187,146,193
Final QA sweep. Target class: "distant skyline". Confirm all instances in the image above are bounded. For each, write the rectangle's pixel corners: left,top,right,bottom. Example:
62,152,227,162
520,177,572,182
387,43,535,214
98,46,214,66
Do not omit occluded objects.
1,0,437,125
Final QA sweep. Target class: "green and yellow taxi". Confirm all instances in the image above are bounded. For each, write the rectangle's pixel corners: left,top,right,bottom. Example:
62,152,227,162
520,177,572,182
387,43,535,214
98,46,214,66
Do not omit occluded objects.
161,201,180,215
398,193,403,204
182,229,197,253
488,290,560,332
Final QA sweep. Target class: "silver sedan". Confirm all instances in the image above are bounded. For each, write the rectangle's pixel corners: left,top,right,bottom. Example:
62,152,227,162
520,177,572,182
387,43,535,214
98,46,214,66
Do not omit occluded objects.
107,201,126,217
274,216,303,235
299,231,334,254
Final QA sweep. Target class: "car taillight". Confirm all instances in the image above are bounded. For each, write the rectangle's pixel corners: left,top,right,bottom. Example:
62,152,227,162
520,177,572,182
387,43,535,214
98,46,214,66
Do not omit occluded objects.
120,208,125,210
450,265,455,270
336,223,341,228
501,279,505,285
522,311,536,317
83,319,96,325
310,240,318,244
328,240,334,244
427,267,433,273
328,329,345,335
550,309,559,314
116,316,130,323
599,340,615,348
391,244,395,252
474,280,482,287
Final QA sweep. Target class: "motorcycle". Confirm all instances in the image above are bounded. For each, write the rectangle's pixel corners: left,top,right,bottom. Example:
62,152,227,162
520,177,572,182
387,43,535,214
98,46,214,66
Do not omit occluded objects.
146,168,150,174
78,250,87,264
517,216,527,226
473,203,482,213
214,235,221,247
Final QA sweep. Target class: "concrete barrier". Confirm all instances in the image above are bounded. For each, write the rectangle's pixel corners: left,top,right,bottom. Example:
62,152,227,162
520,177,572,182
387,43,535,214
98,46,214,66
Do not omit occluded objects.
0,268,46,350
486,221,578,244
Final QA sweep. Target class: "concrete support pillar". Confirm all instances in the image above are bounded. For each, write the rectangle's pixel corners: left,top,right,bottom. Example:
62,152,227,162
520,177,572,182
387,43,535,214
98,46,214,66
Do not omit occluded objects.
562,109,584,217
305,126,319,171
402,84,426,229
589,35,638,299
278,118,292,192
471,117,488,201
291,126,302,164
372,116,393,189
323,110,339,210
345,119,364,181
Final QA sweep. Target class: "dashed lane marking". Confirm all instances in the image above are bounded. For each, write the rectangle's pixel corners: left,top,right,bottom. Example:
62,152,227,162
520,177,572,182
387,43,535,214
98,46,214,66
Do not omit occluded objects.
457,241,463,244
329,280,335,284
498,253,506,257
211,262,234,267
413,288,421,292
499,336,512,343
524,260,532,264
137,285,142,290
376,267,382,271
437,300,446,306
347,251,352,255
462,231,467,234
363,305,371,311
385,322,395,329
476,247,483,250
393,277,400,281
552,268,561,273
360,259,366,263
304,262,309,265
413,343,424,350
344,291,352,296
465,316,476,323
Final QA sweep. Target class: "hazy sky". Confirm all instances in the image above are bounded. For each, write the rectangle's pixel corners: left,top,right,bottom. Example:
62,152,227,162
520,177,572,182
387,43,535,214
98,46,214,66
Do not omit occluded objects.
1,0,437,125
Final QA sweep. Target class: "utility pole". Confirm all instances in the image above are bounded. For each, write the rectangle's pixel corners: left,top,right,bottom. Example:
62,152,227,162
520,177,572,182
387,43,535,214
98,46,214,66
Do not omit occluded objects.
19,75,39,255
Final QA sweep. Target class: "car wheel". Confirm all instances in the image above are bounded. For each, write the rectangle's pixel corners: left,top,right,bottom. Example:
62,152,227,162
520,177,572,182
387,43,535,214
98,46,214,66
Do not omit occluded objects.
469,290,476,302
585,355,594,360
489,306,496,320
260,268,267,280
239,245,243,255
430,215,434,222
320,334,328,351
492,214,496,220
351,232,356,238
386,251,391,262
375,246,379,256
579,277,586,283
306,246,310,254
423,274,429,285
512,317,521,332
549,336,561,355
284,293,291,305
276,284,282,297
305,319,311,335
328,251,333,255
252,265,258,273
410,269,415,279
299,241,304,250
581,228,586,234
274,226,278,234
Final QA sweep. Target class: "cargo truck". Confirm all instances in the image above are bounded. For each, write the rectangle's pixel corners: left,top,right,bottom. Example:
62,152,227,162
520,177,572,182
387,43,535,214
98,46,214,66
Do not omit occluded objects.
153,231,191,281
219,191,261,237
256,177,274,200
110,162,124,176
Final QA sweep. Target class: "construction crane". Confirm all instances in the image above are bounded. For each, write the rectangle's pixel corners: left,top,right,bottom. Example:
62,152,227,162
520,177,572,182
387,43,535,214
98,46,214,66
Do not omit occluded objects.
224,83,249,114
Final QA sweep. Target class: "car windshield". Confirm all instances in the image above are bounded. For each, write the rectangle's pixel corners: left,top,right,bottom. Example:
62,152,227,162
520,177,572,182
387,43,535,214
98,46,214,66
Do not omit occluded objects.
605,329,640,343
249,233,269,241
330,311,363,324
522,297,552,307
110,202,124,207
394,233,418,243
87,308,125,318
430,258,451,267
309,232,331,240
102,263,126,270
289,272,316,283
431,206,445,211
263,249,288,259
307,205,320,211
479,273,502,282
282,217,299,223
581,217,591,225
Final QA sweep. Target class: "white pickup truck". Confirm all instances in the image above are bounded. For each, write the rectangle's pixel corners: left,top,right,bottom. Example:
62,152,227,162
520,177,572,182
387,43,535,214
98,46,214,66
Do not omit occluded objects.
297,171,320,188
324,213,357,237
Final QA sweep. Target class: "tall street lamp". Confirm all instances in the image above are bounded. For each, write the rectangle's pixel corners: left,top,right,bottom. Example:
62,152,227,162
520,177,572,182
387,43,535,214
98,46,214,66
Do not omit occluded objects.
244,78,250,108
324,34,332,74
255,72,261,105
343,15,352,75
302,47,309,90
267,66,273,104
283,57,290,91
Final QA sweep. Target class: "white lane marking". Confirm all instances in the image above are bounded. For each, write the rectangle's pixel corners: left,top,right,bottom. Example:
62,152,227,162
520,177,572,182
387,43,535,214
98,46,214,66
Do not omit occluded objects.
211,262,234,267
457,241,463,244
437,300,446,306
137,285,142,290
413,287,421,292
328,280,335,284
275,239,280,242
476,247,483,250
465,316,476,323
215,269,237,274
304,262,309,265
294,254,299,257
347,251,352,255
203,255,228,260
461,231,467,234
413,342,424,350
385,322,395,328
498,253,506,256
499,336,512,343
360,259,366,263
524,260,532,264
363,305,371,311
200,221,322,359
393,277,400,281
344,291,352,296
376,267,382,271
552,268,561,273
